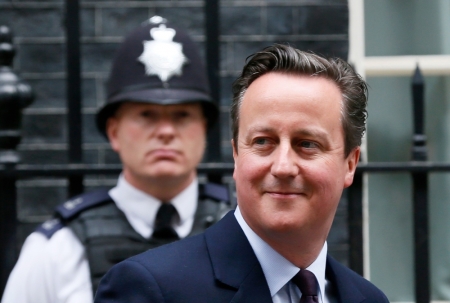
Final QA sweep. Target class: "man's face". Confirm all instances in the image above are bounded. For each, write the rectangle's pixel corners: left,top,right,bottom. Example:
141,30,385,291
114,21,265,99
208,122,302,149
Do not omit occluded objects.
107,102,206,186
233,72,359,244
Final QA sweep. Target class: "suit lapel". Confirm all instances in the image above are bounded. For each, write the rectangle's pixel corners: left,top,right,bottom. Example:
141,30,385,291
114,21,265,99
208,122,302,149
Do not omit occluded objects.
204,211,272,303
204,213,373,303
326,255,366,303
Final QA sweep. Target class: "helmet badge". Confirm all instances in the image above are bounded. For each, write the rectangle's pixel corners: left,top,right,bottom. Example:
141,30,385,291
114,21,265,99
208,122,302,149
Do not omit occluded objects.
138,24,188,82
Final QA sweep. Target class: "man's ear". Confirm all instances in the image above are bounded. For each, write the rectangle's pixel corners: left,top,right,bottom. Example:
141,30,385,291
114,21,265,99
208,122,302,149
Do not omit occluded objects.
344,147,360,188
106,117,120,152
231,139,238,181
231,139,238,159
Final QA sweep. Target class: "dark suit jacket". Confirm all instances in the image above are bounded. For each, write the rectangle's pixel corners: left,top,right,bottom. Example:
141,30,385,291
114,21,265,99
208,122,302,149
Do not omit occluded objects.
94,212,389,303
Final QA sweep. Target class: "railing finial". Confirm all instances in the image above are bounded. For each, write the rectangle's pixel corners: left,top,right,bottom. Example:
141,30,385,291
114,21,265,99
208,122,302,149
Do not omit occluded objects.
411,64,427,161
0,25,34,165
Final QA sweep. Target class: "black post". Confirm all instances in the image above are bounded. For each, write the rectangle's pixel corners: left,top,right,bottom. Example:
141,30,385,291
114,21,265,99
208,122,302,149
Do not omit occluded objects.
65,0,83,196
0,25,34,297
411,66,429,303
347,170,364,275
204,0,222,184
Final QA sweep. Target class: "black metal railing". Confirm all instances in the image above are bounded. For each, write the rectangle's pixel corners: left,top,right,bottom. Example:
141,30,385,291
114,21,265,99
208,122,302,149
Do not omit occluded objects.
411,66,430,303
65,0,84,197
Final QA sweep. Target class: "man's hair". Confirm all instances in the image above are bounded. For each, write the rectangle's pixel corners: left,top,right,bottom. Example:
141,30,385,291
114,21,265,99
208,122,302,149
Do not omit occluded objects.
231,44,368,157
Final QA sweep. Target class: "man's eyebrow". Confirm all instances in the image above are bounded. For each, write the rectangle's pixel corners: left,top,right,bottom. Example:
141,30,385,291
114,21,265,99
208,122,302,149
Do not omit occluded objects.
246,125,276,135
293,129,329,140
246,126,328,138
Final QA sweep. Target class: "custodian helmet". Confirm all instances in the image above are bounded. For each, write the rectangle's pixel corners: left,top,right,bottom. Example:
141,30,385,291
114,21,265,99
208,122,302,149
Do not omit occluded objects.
96,16,218,137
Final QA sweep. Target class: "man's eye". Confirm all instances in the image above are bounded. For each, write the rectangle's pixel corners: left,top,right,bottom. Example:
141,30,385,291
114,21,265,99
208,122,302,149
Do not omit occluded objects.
254,138,268,145
300,141,318,148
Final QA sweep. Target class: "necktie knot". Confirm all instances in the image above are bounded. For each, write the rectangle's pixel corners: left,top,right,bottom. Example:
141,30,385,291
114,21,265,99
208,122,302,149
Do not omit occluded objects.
152,202,179,240
292,269,319,303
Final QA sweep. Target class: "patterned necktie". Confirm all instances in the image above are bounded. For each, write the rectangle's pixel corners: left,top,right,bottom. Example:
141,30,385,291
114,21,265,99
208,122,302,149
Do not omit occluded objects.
292,269,319,303
152,203,179,240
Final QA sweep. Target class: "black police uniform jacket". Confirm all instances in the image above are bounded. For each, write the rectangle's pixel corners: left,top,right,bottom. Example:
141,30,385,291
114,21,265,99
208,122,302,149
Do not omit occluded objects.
36,182,232,293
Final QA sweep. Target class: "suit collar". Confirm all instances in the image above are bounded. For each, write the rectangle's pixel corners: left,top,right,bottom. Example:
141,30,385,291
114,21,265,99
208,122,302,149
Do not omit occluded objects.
204,211,272,303
204,212,368,303
326,256,366,303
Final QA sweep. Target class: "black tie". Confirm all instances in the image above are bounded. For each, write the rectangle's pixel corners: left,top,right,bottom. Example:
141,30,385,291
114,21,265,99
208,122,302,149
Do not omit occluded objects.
152,203,179,240
292,269,319,303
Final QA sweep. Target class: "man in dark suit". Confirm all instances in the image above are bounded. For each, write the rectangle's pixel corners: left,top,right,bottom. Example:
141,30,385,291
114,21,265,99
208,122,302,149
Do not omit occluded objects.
94,44,389,303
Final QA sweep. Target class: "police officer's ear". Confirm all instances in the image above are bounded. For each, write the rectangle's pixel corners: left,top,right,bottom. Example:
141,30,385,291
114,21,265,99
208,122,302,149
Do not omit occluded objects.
106,116,121,153
201,111,208,132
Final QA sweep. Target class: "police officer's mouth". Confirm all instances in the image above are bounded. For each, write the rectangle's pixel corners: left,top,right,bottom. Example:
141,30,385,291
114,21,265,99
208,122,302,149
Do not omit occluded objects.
148,149,181,159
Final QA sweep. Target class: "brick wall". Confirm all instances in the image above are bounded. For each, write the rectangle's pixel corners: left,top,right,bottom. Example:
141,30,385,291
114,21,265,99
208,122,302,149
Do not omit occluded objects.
0,0,349,264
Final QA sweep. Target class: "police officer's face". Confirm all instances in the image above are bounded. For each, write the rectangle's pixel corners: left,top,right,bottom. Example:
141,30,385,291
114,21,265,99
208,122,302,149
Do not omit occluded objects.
232,73,359,253
107,102,206,190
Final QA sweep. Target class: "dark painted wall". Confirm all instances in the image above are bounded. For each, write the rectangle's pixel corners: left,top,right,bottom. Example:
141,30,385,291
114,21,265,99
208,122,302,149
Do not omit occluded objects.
0,0,349,263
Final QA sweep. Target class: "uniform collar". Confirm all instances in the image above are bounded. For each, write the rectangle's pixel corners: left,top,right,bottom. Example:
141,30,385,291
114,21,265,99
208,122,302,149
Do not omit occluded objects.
109,174,198,238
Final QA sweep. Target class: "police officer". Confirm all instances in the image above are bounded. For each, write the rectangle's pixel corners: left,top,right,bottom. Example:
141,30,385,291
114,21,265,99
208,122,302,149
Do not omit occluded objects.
1,16,231,303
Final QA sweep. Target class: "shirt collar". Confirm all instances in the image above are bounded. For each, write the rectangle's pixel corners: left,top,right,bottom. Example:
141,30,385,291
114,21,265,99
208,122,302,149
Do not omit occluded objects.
234,206,327,300
109,174,198,238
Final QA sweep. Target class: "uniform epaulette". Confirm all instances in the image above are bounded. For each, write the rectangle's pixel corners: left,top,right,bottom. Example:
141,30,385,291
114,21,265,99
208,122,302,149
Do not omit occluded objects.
35,188,111,239
35,218,64,239
55,188,111,220
200,183,229,204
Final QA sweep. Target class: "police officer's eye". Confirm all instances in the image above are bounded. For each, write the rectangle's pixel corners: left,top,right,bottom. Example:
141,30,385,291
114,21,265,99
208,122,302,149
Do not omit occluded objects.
173,111,190,119
140,110,157,118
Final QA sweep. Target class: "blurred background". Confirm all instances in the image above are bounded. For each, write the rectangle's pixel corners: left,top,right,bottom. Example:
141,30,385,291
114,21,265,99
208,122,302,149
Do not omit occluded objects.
1,0,450,302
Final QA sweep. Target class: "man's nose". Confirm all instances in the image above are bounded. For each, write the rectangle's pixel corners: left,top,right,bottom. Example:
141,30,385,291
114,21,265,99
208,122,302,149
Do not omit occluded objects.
270,143,299,178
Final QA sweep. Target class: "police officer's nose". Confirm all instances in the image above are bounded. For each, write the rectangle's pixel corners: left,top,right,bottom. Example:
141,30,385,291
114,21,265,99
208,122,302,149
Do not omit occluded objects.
155,118,176,142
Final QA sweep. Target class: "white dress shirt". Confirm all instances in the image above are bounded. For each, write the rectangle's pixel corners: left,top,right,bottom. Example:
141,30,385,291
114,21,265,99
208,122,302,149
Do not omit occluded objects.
235,206,334,303
1,175,198,303
111,174,198,238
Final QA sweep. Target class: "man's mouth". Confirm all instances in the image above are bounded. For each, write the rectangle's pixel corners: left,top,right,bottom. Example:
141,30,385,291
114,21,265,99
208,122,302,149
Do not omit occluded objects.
266,191,303,198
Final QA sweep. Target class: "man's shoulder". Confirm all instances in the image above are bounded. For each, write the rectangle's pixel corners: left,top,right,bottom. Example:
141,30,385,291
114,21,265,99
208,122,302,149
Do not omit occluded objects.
326,256,389,302
35,188,113,239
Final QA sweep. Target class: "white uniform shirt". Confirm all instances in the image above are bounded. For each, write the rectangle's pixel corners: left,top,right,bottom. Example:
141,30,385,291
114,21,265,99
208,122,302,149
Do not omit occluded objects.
235,206,337,303
1,175,198,303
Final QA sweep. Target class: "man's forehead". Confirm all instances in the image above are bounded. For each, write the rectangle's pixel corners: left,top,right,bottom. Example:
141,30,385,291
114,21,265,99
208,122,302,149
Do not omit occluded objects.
241,75,342,107
237,73,344,142
242,71,342,101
